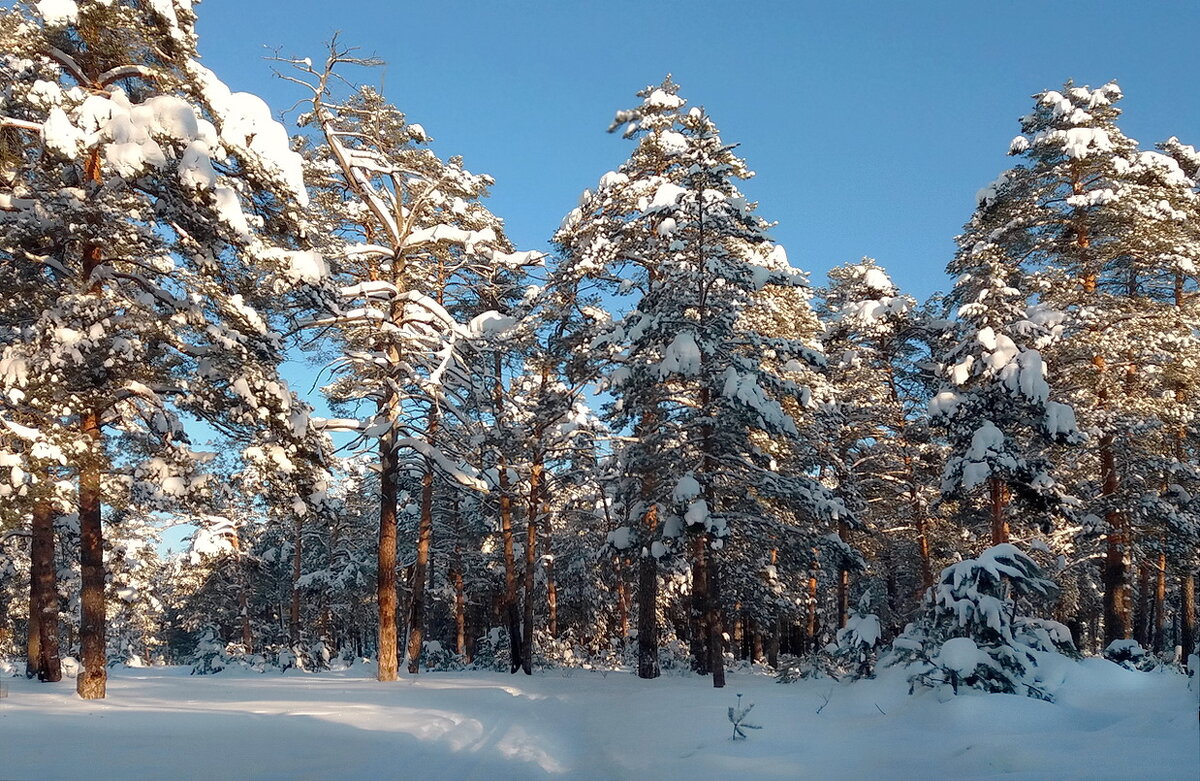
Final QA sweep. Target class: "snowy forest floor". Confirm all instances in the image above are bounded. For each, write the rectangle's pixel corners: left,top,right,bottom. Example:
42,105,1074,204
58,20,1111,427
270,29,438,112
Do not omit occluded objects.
1,660,1196,780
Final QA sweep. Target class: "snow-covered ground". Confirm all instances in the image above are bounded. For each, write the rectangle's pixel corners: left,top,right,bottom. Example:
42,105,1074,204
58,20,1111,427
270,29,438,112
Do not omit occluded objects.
1,660,1195,780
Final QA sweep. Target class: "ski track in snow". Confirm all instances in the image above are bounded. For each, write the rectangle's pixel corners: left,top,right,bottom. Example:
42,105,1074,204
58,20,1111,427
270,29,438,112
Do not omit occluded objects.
0,660,1195,780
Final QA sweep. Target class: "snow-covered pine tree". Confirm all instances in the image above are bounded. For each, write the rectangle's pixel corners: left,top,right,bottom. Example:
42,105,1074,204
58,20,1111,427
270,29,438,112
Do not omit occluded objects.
282,43,539,678
0,1,326,697
931,181,1081,546
817,259,941,630
888,543,1074,700
975,81,1200,646
558,77,849,686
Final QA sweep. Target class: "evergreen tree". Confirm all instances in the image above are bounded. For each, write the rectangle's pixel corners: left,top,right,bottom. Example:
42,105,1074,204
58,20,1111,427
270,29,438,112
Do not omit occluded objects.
0,0,326,697
889,543,1075,700
282,42,538,678
557,77,849,686
962,81,1199,645
932,180,1081,546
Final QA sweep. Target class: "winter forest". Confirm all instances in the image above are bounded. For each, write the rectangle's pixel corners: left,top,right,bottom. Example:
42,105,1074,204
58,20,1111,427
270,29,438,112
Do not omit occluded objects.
1,1,1197,778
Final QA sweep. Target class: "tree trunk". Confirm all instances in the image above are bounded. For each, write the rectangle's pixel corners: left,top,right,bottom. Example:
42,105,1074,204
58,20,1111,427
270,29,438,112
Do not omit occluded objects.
806,550,820,651
77,409,106,700
494,353,522,674
521,459,542,675
25,576,41,680
1098,428,1131,644
989,477,1009,545
377,434,400,681
450,496,467,661
31,499,61,682
615,562,630,640
637,550,660,679
708,542,726,688
1152,552,1167,654
689,534,710,675
233,534,253,653
499,454,521,673
1134,563,1152,648
545,534,558,641
836,521,850,629
1181,571,1196,658
406,458,435,674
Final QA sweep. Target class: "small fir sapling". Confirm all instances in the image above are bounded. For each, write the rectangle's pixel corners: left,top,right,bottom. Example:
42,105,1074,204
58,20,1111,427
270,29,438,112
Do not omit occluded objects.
888,543,1075,701
728,693,762,740
833,593,883,678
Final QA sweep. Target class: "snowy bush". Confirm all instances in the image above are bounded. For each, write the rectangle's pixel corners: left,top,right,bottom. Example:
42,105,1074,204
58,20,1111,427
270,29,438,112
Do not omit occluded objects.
775,652,839,684
1103,640,1159,672
469,628,511,672
413,640,465,672
886,543,1073,701
189,630,229,675
189,631,272,675
830,596,884,679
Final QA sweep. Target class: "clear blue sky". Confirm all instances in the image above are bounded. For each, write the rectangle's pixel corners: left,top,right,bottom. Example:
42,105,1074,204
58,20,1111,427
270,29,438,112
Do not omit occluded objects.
194,0,1200,302
161,0,1198,552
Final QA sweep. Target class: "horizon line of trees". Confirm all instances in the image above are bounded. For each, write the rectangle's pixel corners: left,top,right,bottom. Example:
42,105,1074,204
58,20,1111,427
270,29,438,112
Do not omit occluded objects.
0,2,1196,699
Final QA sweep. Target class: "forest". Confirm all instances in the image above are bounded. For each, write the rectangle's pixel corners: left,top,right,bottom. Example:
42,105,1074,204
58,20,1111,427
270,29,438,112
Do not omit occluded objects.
1,0,1197,715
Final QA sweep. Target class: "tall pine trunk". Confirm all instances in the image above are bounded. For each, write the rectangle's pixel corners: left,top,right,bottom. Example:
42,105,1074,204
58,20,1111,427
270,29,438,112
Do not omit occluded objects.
1152,552,1167,654
25,578,40,680
1099,429,1130,643
520,458,543,675
289,517,302,648
377,433,400,681
450,496,468,661
406,451,435,674
635,413,660,678
836,521,850,629
76,149,106,700
636,501,661,680
492,353,522,673
707,544,726,688
689,534,711,675
1181,572,1196,658
77,409,106,700
31,498,61,682
544,509,558,640
637,547,660,679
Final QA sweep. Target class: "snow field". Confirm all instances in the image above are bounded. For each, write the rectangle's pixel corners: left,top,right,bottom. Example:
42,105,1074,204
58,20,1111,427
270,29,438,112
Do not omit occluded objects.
1,659,1195,780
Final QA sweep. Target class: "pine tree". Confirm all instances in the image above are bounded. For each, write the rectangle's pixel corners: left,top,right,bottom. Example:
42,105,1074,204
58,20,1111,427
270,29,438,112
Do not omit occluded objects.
888,543,1075,700
0,1,325,697
963,81,1200,646
281,42,539,678
818,259,941,629
932,179,1081,546
557,77,849,685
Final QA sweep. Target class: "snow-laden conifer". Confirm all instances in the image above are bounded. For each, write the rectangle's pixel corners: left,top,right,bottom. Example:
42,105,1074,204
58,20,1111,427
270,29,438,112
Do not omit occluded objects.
0,1,329,697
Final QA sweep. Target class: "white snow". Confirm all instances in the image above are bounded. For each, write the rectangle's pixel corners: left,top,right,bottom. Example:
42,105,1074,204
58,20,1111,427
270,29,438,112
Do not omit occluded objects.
647,182,688,212
0,662,1193,780
286,250,328,284
658,130,688,154
672,474,701,503
606,526,633,550
646,88,684,109
658,330,701,376
186,62,309,207
35,0,77,26
684,497,710,527
936,637,982,674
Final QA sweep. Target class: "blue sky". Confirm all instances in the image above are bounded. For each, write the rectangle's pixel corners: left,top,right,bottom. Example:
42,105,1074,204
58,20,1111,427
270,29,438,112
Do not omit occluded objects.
194,0,1200,302
162,0,1199,551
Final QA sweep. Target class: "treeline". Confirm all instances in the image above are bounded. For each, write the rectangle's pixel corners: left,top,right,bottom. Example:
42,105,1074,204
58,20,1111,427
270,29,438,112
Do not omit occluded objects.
0,2,1196,698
